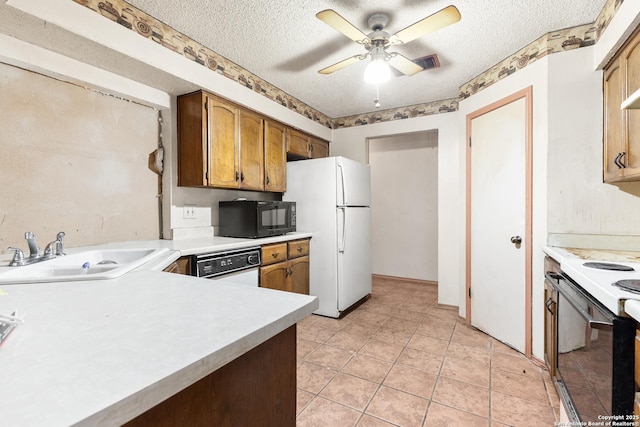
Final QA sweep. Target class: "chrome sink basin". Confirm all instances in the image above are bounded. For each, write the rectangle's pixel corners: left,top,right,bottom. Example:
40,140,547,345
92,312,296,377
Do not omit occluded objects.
0,248,169,284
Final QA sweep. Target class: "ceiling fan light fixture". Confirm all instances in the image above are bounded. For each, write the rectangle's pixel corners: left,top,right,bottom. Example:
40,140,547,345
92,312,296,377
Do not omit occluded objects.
364,56,391,84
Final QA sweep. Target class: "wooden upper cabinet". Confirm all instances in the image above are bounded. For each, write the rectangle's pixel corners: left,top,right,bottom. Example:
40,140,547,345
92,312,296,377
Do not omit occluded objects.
625,37,640,177
264,120,287,192
207,96,240,188
604,28,640,182
178,90,290,191
309,137,329,159
288,129,311,158
177,91,209,187
604,57,625,182
239,110,264,191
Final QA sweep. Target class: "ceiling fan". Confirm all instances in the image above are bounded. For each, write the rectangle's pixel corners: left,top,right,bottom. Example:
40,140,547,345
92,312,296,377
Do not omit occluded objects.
316,5,461,84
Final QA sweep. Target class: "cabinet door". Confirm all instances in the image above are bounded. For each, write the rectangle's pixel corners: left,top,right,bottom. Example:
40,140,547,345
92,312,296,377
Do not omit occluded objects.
264,120,287,192
543,281,557,378
260,262,288,291
624,36,640,179
288,256,309,295
309,137,329,159
207,96,240,188
177,92,208,187
288,129,310,158
239,110,264,191
604,57,625,183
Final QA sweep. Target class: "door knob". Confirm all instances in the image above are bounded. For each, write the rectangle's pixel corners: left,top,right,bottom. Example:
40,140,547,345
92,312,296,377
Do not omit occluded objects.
510,236,522,245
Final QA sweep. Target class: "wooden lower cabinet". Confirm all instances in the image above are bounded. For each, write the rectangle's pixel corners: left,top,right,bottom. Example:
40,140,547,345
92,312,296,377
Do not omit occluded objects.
260,239,310,294
124,325,296,427
163,256,191,275
288,256,309,295
260,261,289,292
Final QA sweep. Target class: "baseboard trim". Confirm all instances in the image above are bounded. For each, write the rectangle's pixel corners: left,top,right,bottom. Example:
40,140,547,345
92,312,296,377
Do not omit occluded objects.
372,274,437,287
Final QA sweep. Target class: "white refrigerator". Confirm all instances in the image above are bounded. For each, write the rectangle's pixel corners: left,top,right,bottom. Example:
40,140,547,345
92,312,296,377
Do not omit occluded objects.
284,156,371,318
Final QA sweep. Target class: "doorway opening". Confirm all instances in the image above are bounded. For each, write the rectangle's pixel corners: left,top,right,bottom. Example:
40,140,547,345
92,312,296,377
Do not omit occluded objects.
368,130,438,283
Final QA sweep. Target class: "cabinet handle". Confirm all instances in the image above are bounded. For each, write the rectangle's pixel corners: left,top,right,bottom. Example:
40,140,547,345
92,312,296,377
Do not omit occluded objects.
266,175,270,185
240,172,245,182
285,267,293,277
620,151,627,168
235,171,240,181
297,246,303,253
614,152,623,168
545,298,555,315
272,252,279,258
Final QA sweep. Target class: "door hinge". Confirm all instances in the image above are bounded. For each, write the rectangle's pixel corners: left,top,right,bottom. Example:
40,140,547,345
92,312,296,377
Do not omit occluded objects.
468,137,472,147
468,288,471,298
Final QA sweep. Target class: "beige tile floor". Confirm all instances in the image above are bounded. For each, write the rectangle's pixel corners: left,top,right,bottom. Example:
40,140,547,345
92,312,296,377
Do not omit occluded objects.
296,277,560,427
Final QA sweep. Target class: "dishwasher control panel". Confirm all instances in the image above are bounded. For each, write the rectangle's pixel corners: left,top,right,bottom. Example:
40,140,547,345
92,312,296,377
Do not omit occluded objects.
193,247,261,278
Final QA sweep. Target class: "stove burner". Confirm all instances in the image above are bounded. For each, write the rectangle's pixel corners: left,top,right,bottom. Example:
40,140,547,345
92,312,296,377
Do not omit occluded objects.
612,280,640,294
583,262,635,272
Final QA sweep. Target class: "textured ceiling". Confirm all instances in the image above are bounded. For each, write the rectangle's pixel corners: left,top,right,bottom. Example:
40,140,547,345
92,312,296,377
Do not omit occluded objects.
125,0,607,118
0,0,607,119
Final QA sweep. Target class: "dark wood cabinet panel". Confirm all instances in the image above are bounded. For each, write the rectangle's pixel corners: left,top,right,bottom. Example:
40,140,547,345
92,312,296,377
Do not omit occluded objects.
124,326,296,427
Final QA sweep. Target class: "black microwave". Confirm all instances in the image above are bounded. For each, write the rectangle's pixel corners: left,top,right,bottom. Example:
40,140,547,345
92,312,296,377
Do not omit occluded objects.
218,200,296,238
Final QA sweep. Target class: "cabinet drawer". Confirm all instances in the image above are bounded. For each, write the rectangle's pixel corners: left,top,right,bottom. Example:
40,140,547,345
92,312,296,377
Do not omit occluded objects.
262,243,288,265
288,239,309,259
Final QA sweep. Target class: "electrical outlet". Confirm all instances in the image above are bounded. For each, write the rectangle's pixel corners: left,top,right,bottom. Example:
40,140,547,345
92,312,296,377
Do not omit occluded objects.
183,206,196,219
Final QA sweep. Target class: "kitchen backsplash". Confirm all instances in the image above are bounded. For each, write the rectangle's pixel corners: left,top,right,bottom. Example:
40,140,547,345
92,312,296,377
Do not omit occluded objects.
0,62,160,249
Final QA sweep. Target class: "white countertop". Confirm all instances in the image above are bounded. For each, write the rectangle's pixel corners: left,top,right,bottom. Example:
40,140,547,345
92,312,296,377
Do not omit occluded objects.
0,232,317,426
544,245,640,318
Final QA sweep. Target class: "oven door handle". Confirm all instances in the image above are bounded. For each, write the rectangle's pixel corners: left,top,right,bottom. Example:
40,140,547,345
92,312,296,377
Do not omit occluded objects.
546,272,614,330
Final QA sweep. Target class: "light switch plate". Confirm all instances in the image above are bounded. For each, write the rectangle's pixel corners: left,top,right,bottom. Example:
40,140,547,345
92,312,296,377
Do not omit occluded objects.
183,206,196,219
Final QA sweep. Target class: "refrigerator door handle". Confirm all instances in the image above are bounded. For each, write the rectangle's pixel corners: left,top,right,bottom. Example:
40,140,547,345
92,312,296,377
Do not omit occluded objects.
338,207,346,253
337,162,346,206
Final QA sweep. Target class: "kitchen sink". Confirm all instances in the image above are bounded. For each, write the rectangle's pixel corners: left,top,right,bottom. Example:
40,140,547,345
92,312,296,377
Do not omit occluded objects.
0,248,170,284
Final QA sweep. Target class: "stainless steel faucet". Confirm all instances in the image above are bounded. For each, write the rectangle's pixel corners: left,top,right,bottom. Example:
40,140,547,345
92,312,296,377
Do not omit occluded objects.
7,231,66,266
24,231,39,258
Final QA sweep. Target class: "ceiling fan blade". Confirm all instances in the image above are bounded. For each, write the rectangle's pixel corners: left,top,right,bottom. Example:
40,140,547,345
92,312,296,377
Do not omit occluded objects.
318,55,365,74
390,5,461,45
316,9,370,43
388,54,424,76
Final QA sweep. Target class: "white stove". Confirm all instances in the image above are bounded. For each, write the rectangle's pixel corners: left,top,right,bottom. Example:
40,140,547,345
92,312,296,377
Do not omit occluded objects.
544,246,640,316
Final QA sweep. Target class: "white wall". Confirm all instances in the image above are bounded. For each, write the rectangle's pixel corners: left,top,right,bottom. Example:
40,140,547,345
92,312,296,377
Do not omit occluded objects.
331,112,462,308
369,131,438,281
0,62,159,249
547,48,640,236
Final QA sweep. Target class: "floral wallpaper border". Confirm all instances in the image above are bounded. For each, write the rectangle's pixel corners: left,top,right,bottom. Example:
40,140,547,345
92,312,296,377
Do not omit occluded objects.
72,0,622,130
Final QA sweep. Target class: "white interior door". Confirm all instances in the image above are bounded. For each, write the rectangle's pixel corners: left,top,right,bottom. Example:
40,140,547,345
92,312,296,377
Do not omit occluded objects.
469,96,527,353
